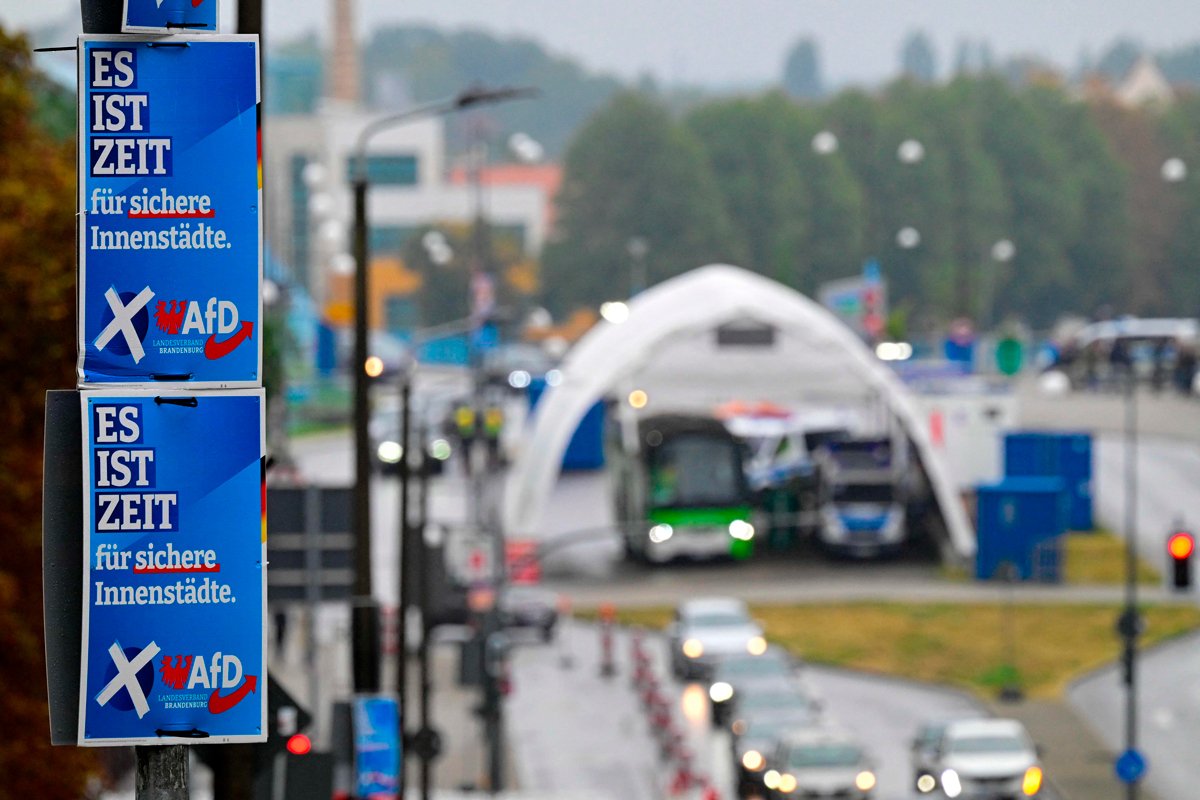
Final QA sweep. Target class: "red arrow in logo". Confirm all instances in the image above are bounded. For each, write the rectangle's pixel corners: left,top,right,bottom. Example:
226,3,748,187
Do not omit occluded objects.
208,674,257,714
204,320,254,360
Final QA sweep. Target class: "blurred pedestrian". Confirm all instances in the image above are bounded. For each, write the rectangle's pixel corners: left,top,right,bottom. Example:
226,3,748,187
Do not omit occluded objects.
483,405,504,469
1175,341,1197,396
453,402,477,476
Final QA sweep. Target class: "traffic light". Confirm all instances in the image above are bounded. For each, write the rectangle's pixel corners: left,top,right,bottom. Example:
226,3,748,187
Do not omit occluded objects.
1167,530,1194,590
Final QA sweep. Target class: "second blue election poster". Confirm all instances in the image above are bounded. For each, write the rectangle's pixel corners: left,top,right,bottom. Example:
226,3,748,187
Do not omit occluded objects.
78,389,266,745
77,36,261,388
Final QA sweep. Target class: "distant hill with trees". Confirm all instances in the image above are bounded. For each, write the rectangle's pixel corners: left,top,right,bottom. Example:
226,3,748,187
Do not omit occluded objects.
544,76,1200,330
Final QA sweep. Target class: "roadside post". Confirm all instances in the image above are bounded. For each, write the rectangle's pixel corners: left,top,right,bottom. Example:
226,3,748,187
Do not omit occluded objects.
45,4,266,795
598,602,617,678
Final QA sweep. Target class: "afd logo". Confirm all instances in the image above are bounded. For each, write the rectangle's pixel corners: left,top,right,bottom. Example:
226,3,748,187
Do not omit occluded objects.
159,651,258,714
153,297,254,360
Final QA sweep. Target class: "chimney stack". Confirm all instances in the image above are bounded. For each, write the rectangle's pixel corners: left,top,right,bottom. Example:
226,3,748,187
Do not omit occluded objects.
328,0,360,105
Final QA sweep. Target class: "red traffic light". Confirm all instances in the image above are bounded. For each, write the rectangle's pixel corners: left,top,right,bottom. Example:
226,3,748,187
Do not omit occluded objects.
1168,532,1195,561
286,733,312,756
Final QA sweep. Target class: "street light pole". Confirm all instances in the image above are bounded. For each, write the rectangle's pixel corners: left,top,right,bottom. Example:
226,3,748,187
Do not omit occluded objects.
1121,361,1140,800
349,83,536,785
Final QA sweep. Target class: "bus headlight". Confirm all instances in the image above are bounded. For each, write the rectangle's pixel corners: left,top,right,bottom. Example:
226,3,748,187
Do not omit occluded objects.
855,770,876,792
728,519,755,540
709,681,734,703
649,523,673,543
746,636,768,656
376,441,402,464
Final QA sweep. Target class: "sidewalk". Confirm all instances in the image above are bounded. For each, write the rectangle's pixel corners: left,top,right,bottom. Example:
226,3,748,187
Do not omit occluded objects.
985,697,1155,800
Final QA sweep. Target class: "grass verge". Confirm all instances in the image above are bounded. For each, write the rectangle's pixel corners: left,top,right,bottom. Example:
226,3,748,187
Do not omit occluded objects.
1064,530,1160,585
603,601,1200,699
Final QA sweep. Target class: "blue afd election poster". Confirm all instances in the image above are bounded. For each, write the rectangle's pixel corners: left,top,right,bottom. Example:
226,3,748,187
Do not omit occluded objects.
77,36,261,389
354,696,401,799
78,389,266,745
123,0,218,34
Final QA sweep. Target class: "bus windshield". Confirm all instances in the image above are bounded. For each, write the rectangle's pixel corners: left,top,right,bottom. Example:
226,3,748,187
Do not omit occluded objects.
648,434,745,508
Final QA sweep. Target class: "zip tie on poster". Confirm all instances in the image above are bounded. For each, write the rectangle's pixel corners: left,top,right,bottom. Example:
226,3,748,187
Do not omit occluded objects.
155,727,209,738
34,46,77,52
166,22,209,29
146,41,190,48
155,396,199,408
152,373,193,381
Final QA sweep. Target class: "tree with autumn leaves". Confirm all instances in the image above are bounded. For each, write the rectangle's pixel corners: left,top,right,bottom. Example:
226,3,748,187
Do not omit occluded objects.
0,27,98,796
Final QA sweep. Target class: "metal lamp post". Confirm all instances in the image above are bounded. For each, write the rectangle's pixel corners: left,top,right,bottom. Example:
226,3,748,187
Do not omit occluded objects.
347,85,537,695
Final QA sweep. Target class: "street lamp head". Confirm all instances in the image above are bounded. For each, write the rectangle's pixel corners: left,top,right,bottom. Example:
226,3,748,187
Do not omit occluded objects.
1162,157,1188,184
897,138,925,164
455,84,540,110
812,130,839,156
896,226,921,249
991,239,1016,263
508,132,545,164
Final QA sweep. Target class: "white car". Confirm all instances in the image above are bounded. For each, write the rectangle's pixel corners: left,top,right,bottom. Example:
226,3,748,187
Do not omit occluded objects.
667,597,766,681
934,718,1044,799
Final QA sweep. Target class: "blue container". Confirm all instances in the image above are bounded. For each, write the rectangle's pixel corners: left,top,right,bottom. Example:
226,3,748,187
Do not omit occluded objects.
1003,431,1093,531
1058,433,1093,531
527,378,606,471
975,477,1068,582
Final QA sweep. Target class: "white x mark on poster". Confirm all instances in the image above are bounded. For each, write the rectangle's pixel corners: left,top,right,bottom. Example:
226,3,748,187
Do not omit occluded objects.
94,286,155,364
96,640,160,719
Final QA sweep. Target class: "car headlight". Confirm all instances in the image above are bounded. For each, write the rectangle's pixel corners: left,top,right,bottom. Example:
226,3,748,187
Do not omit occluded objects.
741,750,765,772
682,638,703,659
709,681,734,703
940,769,962,798
1022,766,1043,796
376,441,402,463
777,773,798,794
728,519,755,540
763,770,781,790
855,770,876,792
746,636,768,656
916,773,937,793
649,523,673,543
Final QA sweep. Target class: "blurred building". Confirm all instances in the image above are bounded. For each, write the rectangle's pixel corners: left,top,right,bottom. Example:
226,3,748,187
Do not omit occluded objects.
262,0,558,338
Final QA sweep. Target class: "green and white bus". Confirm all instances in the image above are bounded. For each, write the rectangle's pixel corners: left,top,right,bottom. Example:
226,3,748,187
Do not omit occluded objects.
612,413,757,563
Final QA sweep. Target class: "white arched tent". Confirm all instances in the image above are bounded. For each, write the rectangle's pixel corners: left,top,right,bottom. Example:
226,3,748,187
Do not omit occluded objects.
504,264,975,560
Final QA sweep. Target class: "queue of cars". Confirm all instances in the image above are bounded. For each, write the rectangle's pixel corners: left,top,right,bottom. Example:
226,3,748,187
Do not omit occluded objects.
668,596,1045,800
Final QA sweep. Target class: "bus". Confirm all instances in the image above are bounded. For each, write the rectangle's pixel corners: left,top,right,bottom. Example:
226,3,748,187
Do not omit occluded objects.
611,414,757,564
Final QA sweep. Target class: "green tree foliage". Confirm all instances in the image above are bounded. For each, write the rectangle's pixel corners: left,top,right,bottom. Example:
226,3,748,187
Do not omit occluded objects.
1160,94,1200,313
0,27,97,795
547,70,1199,327
781,38,824,101
685,95,807,287
541,92,740,312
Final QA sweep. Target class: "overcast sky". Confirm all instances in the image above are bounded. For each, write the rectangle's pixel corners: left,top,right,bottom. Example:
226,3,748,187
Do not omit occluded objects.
7,0,1200,87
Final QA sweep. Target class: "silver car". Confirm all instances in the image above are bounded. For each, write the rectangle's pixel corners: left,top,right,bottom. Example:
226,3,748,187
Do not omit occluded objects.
667,597,767,681
764,728,878,799
933,718,1044,799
